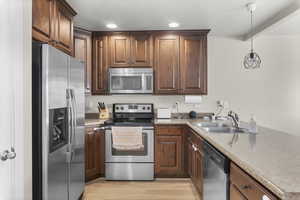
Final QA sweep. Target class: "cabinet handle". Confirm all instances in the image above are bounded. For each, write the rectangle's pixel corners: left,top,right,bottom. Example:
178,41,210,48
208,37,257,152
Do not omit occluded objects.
241,185,252,190
192,144,198,152
262,195,271,200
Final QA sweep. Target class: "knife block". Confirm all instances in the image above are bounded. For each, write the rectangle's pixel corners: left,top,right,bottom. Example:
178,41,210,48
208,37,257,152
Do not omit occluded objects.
99,108,109,119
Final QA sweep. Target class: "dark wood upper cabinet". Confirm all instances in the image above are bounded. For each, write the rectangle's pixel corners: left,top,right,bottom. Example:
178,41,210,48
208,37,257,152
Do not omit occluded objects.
130,32,153,66
74,28,92,94
32,0,76,55
109,32,153,67
90,30,209,95
154,34,180,94
180,34,207,95
85,127,105,182
109,33,131,67
53,0,76,55
32,0,53,42
92,35,108,95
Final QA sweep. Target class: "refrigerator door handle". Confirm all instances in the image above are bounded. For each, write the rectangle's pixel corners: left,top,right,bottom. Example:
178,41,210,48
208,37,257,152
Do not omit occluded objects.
70,89,77,147
67,89,73,151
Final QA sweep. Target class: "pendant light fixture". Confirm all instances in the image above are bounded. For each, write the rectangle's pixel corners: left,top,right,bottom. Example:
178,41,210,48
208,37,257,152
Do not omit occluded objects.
243,3,261,69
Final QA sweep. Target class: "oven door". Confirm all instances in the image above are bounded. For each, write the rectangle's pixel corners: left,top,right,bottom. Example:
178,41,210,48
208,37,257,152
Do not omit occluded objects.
105,127,154,163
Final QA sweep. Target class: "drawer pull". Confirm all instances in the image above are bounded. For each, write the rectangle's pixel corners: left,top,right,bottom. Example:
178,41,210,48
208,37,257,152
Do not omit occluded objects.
262,195,271,200
241,185,252,190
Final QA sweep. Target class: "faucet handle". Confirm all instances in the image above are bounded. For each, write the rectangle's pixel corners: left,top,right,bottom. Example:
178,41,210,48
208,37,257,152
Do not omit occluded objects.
234,113,239,122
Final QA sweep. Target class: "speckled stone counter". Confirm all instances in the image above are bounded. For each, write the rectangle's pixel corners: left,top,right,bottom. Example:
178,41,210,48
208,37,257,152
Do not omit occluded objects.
155,119,300,200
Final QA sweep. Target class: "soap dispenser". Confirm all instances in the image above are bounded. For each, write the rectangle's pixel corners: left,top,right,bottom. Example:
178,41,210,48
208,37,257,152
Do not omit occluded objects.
249,115,258,133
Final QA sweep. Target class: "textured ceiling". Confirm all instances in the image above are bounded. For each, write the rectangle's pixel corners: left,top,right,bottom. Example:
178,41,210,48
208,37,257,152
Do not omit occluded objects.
67,0,298,38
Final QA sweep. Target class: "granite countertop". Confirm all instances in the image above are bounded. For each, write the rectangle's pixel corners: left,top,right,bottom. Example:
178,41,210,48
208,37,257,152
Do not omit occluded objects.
85,118,300,199
155,119,300,200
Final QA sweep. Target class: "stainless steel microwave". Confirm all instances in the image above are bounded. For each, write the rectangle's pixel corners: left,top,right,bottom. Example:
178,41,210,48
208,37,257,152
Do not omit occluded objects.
108,68,153,94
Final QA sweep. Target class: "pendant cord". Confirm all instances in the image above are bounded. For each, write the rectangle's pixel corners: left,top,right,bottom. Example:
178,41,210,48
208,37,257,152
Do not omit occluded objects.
251,10,254,53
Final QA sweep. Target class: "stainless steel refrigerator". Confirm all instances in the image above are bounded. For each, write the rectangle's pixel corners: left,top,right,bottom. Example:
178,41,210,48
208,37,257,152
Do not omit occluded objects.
32,41,85,200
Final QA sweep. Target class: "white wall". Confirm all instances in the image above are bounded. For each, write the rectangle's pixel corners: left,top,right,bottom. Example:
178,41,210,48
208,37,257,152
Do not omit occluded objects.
0,0,32,199
86,36,300,136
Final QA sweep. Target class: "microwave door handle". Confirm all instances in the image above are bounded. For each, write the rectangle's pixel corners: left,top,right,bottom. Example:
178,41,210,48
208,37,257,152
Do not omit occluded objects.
142,74,146,92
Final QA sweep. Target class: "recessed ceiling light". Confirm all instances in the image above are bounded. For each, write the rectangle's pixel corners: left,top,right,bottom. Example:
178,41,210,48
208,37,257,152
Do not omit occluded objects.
168,22,180,28
106,23,118,29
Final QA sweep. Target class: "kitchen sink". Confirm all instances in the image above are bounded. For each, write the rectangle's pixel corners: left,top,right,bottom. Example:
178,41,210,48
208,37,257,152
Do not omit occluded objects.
202,127,248,134
193,121,229,128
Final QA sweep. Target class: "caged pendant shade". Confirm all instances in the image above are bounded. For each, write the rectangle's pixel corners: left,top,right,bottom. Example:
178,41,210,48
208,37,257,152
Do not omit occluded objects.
244,3,261,69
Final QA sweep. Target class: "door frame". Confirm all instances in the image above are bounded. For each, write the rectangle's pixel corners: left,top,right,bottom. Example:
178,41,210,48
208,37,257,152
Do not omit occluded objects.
0,0,32,199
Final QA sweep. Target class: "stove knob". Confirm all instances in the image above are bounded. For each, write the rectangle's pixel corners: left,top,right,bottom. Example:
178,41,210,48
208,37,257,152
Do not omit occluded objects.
147,106,150,110
142,107,145,110
116,107,119,110
120,107,124,110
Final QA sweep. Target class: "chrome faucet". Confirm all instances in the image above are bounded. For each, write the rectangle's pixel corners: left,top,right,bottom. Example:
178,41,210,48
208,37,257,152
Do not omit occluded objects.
228,111,240,128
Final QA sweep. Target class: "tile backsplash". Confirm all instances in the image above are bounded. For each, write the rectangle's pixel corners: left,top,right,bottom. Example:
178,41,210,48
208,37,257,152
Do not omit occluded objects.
85,95,217,114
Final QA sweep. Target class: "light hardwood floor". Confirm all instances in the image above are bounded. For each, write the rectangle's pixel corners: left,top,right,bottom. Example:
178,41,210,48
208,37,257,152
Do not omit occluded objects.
84,178,201,200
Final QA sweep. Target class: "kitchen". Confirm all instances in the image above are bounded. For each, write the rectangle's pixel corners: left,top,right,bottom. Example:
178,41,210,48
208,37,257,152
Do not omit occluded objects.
1,0,300,200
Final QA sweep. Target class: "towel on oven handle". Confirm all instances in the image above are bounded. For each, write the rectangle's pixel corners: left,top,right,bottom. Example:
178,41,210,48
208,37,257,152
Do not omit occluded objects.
111,127,144,150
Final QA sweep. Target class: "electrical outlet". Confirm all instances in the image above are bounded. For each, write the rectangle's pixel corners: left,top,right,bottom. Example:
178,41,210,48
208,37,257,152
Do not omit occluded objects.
223,101,230,109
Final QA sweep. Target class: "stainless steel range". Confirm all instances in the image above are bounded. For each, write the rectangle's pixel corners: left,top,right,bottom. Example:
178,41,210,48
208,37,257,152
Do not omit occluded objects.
105,103,154,180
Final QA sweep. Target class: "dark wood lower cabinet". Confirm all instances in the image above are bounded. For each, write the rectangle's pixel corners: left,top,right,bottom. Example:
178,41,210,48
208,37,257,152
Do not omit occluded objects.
85,127,105,182
230,163,279,200
230,184,247,200
186,128,204,196
155,125,279,200
155,135,183,177
194,147,204,195
155,125,186,177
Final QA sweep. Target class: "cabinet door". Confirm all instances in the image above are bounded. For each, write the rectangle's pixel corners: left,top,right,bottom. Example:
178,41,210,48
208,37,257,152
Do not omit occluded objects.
53,0,75,55
92,36,108,95
154,34,180,94
85,128,105,182
230,163,279,200
155,135,183,177
130,32,153,67
74,29,92,94
230,184,248,200
109,33,131,67
180,35,207,94
32,0,53,42
187,137,194,178
194,147,204,195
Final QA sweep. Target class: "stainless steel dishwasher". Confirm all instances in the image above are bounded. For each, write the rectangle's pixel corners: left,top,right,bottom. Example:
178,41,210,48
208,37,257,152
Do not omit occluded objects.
203,141,230,200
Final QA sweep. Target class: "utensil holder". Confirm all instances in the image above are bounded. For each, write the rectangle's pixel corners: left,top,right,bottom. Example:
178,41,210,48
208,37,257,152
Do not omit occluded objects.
99,108,109,119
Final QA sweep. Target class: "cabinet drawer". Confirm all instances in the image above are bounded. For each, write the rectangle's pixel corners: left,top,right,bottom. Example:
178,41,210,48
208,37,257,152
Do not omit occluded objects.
156,125,183,136
187,129,203,151
230,163,278,200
